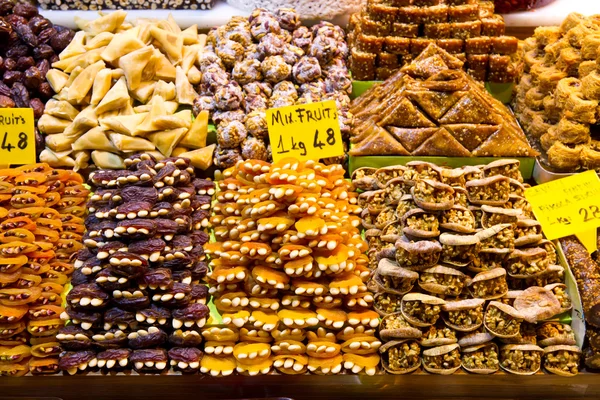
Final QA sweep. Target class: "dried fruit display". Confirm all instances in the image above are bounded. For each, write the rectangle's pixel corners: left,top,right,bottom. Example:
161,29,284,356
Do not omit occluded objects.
513,13,600,172
39,0,214,10
194,8,353,168
354,159,579,375
38,11,215,171
59,154,213,374
0,163,86,376
0,0,74,152
347,0,519,82
203,158,379,376
349,44,537,158
560,235,600,372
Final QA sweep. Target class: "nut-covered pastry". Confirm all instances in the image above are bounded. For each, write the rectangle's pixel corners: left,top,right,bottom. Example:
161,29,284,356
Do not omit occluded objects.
395,236,441,269
543,345,581,376
536,322,576,347
421,343,461,375
355,160,578,375
418,265,468,296
442,299,485,332
484,301,523,338
500,344,543,375
461,342,499,374
379,339,421,375
374,259,419,295
400,293,445,327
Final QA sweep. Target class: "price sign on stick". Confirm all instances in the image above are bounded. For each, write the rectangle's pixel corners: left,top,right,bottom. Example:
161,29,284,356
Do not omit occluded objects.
267,100,344,162
0,108,35,165
524,170,600,253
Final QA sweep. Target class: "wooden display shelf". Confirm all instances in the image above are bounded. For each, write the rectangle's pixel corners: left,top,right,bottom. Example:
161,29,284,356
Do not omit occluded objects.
3,372,600,400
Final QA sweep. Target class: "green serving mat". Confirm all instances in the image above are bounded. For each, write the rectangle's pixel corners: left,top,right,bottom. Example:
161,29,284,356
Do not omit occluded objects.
348,156,535,180
351,81,514,104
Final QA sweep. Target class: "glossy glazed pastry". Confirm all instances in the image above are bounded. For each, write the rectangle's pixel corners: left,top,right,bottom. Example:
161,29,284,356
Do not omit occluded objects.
349,45,538,158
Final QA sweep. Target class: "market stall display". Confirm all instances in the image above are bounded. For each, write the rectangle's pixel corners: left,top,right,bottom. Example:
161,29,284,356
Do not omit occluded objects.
347,0,519,82
349,44,537,158
354,160,579,375
193,8,353,168
560,235,600,370
513,13,600,172
58,154,213,374
0,0,594,388
203,158,379,376
0,164,86,376
38,11,215,171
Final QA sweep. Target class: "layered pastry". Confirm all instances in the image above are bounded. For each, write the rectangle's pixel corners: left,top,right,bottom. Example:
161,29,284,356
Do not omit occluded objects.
349,44,538,158
347,0,519,82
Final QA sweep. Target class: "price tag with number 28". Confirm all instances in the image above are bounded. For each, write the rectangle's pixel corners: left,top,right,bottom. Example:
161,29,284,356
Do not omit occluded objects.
267,100,344,162
0,108,35,166
525,170,600,252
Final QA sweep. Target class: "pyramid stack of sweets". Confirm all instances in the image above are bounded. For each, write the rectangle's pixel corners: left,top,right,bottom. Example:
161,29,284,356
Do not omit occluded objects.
349,44,537,158
513,13,600,172
202,158,381,376
58,154,214,375
0,164,87,377
38,11,215,171
193,8,353,169
353,160,580,376
347,0,519,82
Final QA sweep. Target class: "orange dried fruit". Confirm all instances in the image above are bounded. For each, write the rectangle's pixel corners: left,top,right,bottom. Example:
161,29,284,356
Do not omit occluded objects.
252,265,289,290
257,216,295,233
248,310,280,331
342,353,380,375
295,216,327,237
272,354,308,374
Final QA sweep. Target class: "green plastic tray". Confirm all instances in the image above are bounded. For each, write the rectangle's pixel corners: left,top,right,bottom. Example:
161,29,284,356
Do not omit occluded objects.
351,81,514,104
348,156,536,180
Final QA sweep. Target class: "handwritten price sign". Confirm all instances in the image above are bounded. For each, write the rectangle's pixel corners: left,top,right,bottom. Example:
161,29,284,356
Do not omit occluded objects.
525,170,600,252
0,108,35,165
267,100,344,162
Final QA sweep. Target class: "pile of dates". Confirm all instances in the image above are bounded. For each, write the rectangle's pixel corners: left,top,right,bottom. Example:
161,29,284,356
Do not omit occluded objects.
202,158,380,376
0,163,86,376
59,154,214,375
0,0,74,118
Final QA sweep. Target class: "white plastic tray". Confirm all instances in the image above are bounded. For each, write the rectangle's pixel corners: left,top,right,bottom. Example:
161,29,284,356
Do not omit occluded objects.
38,2,349,29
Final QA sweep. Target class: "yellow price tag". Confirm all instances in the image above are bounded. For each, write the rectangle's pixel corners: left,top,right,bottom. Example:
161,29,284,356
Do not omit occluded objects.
267,100,344,162
0,108,35,165
524,170,600,252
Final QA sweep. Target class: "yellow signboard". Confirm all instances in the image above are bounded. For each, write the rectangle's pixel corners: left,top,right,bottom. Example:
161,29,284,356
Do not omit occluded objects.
0,108,35,165
267,100,344,162
524,170,600,252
